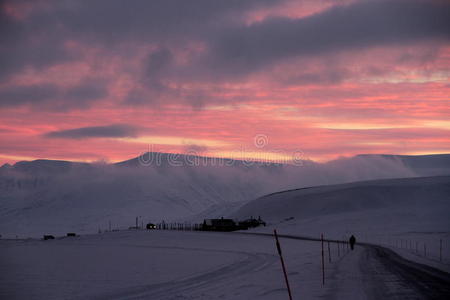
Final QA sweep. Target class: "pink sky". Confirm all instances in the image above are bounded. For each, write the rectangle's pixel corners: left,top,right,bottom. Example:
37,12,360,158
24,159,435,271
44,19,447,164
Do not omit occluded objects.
0,0,449,164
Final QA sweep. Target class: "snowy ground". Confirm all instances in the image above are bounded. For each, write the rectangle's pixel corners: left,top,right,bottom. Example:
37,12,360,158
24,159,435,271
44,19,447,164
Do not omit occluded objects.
1,230,326,300
1,229,450,299
1,161,449,299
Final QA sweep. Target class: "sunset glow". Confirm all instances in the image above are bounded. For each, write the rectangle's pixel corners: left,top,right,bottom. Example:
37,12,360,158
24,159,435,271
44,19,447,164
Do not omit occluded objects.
1,0,449,164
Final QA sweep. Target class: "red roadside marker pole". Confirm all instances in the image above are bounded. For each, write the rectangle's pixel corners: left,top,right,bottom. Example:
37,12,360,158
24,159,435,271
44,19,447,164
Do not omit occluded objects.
274,229,293,300
321,234,325,285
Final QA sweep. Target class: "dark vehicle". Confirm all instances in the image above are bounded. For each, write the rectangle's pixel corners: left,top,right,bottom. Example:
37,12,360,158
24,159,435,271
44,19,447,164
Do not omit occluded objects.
349,235,356,250
146,223,156,230
43,235,55,240
66,233,77,237
238,216,266,230
202,218,237,231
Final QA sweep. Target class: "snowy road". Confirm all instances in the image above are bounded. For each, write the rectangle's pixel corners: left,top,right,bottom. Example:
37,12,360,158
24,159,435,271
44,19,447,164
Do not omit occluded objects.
355,245,450,299
239,232,450,299
323,244,450,299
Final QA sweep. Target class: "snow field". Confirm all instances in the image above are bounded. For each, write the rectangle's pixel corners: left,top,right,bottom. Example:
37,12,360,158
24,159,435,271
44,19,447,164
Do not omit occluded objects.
0,229,352,299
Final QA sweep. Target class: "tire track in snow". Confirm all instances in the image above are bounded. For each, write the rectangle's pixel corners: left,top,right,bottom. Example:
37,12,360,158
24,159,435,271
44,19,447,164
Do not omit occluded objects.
95,245,277,300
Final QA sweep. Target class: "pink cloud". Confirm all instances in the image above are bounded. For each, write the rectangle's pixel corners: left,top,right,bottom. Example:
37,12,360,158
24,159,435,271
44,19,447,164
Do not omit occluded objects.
0,0,449,164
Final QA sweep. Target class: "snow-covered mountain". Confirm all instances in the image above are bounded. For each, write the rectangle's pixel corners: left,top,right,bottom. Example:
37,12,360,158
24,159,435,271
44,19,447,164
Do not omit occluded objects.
232,175,450,240
1,153,449,237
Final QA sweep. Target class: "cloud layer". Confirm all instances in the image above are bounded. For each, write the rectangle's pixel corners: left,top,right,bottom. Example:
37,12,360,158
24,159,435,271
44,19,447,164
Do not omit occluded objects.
44,124,140,139
0,0,449,163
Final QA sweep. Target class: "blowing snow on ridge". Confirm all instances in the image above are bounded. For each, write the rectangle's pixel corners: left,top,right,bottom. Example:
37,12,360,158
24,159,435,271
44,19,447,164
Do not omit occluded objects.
0,153,449,237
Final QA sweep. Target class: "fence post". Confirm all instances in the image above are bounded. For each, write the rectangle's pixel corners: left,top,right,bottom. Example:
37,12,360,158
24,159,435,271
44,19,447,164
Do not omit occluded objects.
321,234,325,285
424,244,427,257
273,230,293,300
337,241,340,257
328,241,331,263
440,239,442,262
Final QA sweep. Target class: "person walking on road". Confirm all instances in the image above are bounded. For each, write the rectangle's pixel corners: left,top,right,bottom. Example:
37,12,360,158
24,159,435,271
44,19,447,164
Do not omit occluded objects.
349,235,356,250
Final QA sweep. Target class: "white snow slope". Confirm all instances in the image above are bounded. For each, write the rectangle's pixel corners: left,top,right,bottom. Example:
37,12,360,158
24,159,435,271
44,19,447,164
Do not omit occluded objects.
0,153,449,237
232,175,450,271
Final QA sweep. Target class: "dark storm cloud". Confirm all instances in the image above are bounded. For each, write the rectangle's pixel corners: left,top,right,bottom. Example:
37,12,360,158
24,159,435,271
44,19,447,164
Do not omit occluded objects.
0,81,108,109
0,0,278,79
64,81,108,103
144,47,174,91
44,124,140,139
0,5,75,80
0,84,60,106
45,0,277,44
1,0,449,109
206,0,450,74
146,48,173,79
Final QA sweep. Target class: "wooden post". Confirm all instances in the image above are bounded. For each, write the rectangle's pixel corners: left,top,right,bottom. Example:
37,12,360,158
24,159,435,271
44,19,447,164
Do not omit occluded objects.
321,234,325,285
337,241,340,257
440,239,442,262
416,241,418,253
424,244,427,257
109,220,111,232
328,241,331,263
273,230,293,300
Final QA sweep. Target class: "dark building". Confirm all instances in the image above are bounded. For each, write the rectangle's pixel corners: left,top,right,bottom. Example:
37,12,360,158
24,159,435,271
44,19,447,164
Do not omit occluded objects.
202,218,237,231
238,216,266,229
